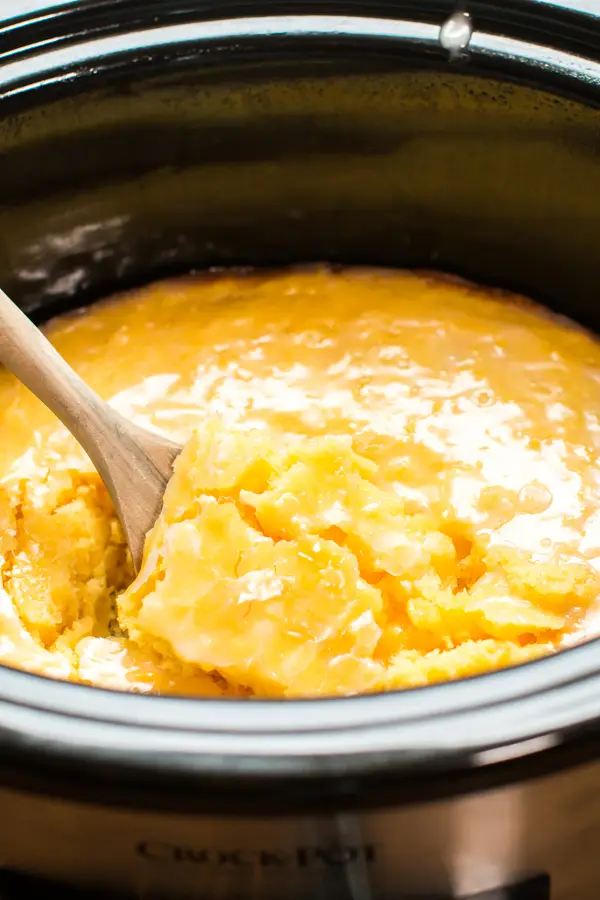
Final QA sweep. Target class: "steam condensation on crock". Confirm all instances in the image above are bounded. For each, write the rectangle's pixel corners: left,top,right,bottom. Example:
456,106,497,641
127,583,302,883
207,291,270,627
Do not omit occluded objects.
439,10,473,61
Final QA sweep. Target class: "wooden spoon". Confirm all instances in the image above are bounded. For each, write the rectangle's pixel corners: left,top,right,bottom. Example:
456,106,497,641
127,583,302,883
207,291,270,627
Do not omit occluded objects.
0,288,182,572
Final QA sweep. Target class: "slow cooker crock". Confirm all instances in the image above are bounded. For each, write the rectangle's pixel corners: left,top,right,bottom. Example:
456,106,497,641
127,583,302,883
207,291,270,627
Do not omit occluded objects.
2,1,600,897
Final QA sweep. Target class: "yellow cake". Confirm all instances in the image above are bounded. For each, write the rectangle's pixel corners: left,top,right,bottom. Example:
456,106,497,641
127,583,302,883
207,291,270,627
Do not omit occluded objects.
0,268,597,696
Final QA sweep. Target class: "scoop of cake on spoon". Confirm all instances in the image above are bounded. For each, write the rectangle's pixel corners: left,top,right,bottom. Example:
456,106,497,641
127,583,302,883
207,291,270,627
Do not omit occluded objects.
0,287,182,572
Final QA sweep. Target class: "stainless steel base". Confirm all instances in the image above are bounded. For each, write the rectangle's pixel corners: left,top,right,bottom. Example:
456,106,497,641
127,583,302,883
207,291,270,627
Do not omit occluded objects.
1,758,598,898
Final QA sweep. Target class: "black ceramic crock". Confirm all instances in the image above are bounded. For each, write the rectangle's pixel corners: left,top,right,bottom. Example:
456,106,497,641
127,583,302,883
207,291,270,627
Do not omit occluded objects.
2,2,600,897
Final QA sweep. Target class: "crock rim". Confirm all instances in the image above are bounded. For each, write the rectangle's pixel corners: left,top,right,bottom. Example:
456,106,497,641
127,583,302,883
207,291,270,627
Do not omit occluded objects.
2,8,600,98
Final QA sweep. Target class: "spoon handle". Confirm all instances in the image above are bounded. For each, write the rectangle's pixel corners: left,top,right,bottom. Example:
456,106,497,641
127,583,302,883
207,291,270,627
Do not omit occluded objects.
0,290,181,570
0,288,121,455
0,289,181,570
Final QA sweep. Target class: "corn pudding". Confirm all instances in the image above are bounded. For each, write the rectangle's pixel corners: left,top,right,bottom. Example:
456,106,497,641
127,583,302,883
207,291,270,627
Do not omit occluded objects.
0,268,599,697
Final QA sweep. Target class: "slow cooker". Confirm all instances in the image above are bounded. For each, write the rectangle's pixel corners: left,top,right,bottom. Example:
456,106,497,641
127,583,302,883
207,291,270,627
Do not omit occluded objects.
3,0,600,897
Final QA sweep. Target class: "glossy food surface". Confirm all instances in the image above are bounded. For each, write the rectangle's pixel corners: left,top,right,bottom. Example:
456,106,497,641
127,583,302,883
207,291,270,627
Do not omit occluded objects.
0,268,599,696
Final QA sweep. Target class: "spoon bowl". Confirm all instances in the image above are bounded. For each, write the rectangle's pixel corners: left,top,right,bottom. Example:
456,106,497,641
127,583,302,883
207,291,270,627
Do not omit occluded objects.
0,288,182,571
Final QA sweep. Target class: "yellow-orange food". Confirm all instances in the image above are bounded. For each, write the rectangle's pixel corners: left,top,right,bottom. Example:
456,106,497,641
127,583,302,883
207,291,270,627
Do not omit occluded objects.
0,268,599,696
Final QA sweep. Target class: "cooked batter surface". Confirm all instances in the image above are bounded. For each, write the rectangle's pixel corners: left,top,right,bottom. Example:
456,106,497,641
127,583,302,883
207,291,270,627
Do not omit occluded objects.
1,267,600,696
